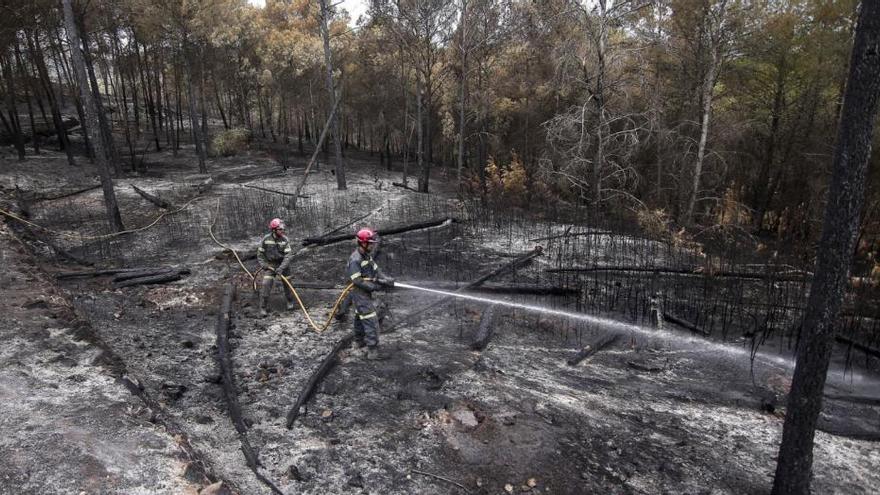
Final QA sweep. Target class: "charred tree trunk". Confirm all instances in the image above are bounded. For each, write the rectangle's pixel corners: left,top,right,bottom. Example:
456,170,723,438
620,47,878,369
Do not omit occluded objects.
29,30,76,166
2,56,26,160
183,35,207,173
772,2,880,493
61,0,123,231
80,27,121,175
318,0,346,190
13,41,39,154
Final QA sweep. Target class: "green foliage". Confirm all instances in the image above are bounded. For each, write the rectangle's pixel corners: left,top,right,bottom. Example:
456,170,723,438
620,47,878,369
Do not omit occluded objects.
211,128,252,157
484,153,531,207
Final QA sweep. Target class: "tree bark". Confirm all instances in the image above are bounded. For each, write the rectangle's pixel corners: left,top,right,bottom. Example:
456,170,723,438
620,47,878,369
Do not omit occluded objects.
319,0,346,190
772,2,880,492
13,40,39,154
457,0,469,192
684,0,727,226
183,35,207,173
80,26,121,175
29,30,76,166
2,56,26,160
61,0,124,231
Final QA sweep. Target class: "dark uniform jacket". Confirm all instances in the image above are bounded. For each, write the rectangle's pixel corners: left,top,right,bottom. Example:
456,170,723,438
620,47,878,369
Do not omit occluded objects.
347,248,383,295
257,233,293,270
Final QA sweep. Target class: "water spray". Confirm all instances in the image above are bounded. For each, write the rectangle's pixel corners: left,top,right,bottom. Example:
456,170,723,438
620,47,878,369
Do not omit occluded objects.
393,281,800,370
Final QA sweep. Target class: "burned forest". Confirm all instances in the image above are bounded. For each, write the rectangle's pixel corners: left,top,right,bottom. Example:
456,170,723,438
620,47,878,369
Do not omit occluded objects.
1,0,879,494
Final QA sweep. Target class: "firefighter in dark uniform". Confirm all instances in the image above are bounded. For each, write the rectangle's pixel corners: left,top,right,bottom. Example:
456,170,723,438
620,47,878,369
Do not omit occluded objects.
347,228,395,360
257,218,296,317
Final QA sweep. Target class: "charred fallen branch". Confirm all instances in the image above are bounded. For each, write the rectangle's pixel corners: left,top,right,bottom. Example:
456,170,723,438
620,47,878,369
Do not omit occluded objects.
131,185,171,209
392,182,424,193
471,306,496,351
301,217,456,247
216,168,288,183
274,281,573,295
112,268,190,288
387,246,544,332
214,284,284,495
285,334,354,429
286,247,543,429
56,266,165,279
241,183,309,198
40,237,94,266
663,312,710,336
111,267,176,283
31,184,101,202
835,335,880,360
545,266,809,282
312,208,384,241
627,359,667,373
567,334,621,366
823,393,880,407
528,228,615,242
117,376,235,492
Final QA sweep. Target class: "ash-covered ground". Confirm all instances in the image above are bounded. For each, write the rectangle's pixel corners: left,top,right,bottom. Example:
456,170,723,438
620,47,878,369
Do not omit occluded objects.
1,146,878,494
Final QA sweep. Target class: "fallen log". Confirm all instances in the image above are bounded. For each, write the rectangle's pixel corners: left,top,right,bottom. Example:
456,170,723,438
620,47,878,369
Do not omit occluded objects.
663,312,710,336
430,282,576,296
313,207,384,241
41,238,94,266
33,184,101,202
113,269,190,288
823,393,880,407
217,168,288,183
275,281,574,295
131,185,171,209
567,334,621,366
116,376,235,491
835,335,880,360
545,266,808,282
528,228,615,242
241,183,309,198
392,182,423,192
56,266,165,279
285,334,354,429
286,247,543,429
112,267,175,283
387,246,544,332
214,284,284,495
302,217,456,246
471,306,496,351
627,359,666,373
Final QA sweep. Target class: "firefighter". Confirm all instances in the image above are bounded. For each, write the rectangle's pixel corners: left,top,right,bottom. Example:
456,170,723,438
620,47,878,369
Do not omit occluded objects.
257,218,296,317
347,228,395,360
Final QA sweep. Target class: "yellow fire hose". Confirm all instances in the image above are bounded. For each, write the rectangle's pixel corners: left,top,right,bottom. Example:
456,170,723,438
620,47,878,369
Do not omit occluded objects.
1,199,353,334
209,200,354,333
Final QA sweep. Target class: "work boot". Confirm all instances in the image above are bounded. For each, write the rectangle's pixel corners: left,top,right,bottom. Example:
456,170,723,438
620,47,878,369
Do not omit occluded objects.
286,301,296,311
366,347,389,361
259,307,269,318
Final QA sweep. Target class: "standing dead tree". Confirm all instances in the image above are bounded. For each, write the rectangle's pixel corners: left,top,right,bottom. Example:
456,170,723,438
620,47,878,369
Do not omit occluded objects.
61,0,124,232
541,0,651,208
317,0,346,190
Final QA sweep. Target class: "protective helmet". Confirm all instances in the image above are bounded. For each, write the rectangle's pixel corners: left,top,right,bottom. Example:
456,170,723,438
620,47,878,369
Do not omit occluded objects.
269,218,285,231
356,228,378,244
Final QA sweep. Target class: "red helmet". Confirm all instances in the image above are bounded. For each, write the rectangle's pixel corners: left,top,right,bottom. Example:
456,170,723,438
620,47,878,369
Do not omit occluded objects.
356,228,378,244
269,218,285,231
